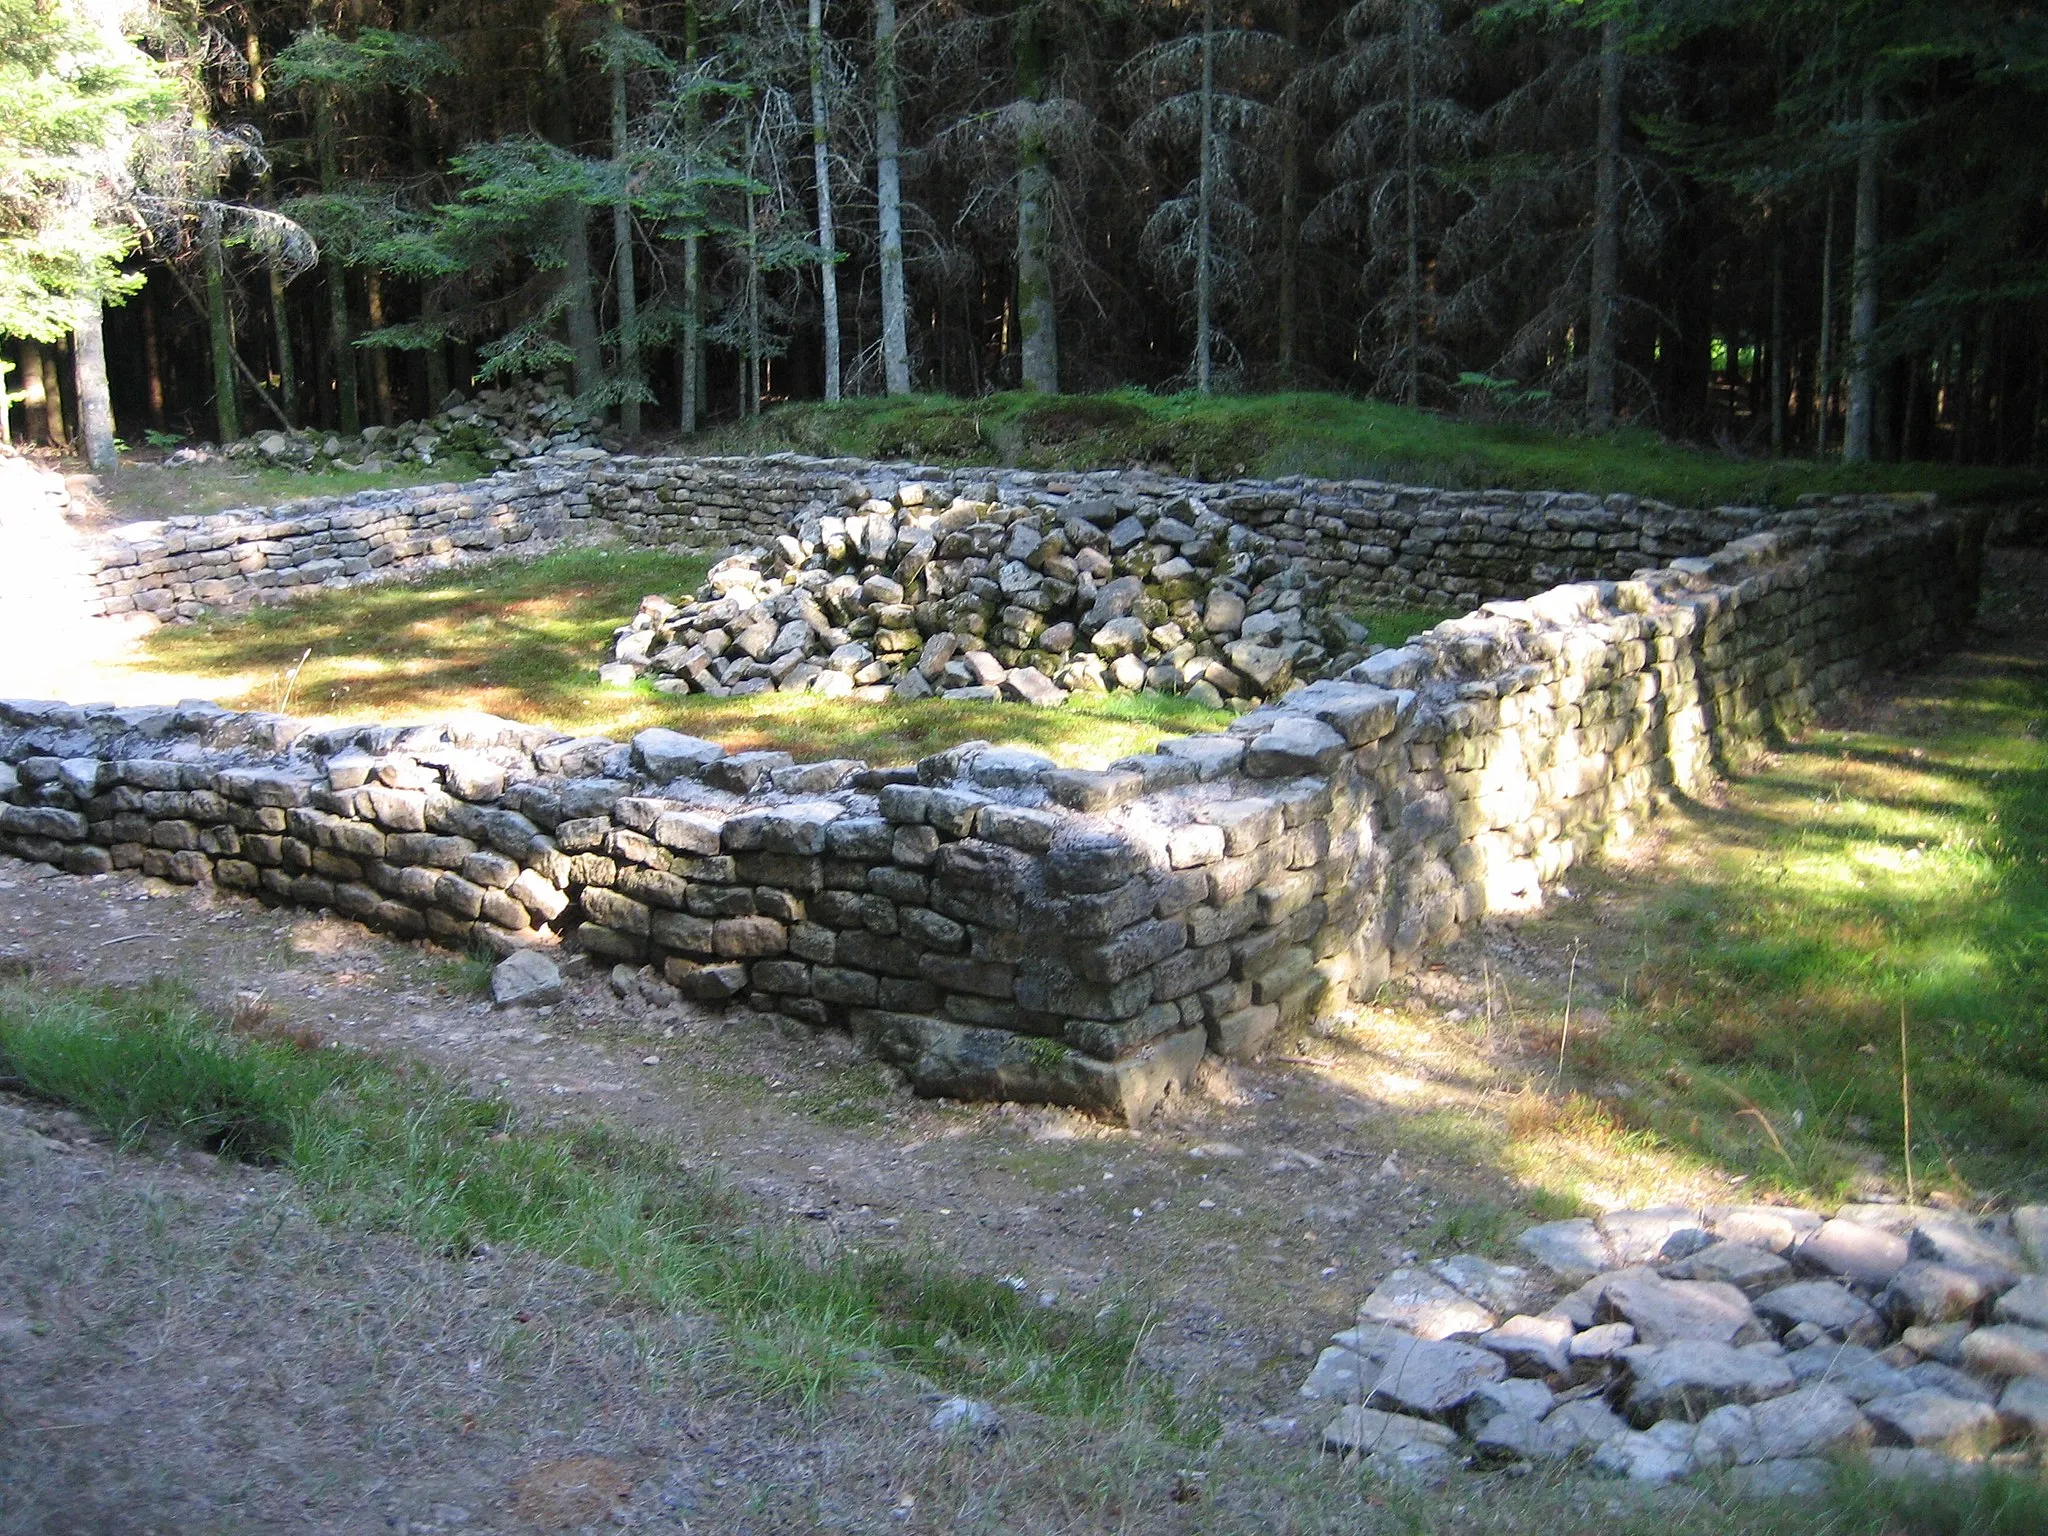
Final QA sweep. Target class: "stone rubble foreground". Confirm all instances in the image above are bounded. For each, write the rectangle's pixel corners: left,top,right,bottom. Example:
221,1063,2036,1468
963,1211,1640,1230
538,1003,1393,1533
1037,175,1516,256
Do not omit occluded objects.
1300,1202,2048,1489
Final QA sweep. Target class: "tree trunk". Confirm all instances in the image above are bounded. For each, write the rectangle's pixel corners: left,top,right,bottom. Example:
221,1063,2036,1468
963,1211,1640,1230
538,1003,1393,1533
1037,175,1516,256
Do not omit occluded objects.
1402,0,1421,406
1769,210,1785,455
1276,0,1300,386
1843,84,1881,464
544,12,605,406
680,0,703,432
1816,188,1835,456
19,338,48,444
1586,17,1624,430
315,90,359,436
203,209,242,443
267,267,297,426
423,293,449,406
875,0,911,394
746,182,763,416
1195,0,1215,393
41,341,71,448
682,234,702,430
562,208,605,400
808,0,841,401
611,2,642,436
72,301,117,472
1015,19,1058,393
366,271,395,425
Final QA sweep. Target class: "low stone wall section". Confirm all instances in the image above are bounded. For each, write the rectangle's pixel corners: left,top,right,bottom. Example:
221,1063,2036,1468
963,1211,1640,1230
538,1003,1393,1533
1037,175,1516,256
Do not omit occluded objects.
82,452,1789,622
11,494,1986,1122
80,466,586,621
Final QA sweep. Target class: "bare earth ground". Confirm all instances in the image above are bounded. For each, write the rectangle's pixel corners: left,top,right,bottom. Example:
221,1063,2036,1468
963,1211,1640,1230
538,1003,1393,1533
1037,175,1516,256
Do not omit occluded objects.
0,866,1702,1536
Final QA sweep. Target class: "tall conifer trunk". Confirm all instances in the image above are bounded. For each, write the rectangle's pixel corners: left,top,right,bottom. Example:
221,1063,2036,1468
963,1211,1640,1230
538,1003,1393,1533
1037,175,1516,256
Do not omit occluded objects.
141,290,166,430
1769,211,1786,454
19,338,49,444
366,271,395,425
1586,17,1624,429
203,207,242,443
1816,189,1835,455
545,13,605,404
315,89,359,435
562,215,605,399
875,0,911,394
1277,0,1300,385
1402,0,1421,406
1195,0,1215,394
1016,18,1058,393
611,1,642,436
680,0,703,432
42,342,70,447
73,301,117,471
248,33,296,426
808,0,841,400
1844,84,1881,464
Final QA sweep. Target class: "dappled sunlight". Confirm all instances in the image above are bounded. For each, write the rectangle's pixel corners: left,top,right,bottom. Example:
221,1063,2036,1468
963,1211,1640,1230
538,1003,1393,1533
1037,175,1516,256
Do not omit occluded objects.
1248,556,2048,1222
121,544,1228,764
1287,994,1747,1226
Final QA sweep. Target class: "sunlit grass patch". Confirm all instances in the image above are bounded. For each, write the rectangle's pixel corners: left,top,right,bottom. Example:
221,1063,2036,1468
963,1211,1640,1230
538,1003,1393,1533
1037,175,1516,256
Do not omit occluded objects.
1533,626,2048,1204
129,543,1230,765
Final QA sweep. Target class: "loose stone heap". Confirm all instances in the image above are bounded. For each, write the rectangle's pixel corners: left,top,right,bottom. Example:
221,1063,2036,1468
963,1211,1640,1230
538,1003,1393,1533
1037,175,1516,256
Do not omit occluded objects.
605,480,1365,708
1306,1202,2048,1491
175,379,606,474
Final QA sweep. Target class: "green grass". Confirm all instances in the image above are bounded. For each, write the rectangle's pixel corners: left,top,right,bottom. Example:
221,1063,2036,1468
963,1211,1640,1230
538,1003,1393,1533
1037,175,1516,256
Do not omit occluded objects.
1356,605,1463,648
0,978,1177,1423
691,389,2044,509
1544,607,2048,1204
99,454,494,522
130,544,1231,766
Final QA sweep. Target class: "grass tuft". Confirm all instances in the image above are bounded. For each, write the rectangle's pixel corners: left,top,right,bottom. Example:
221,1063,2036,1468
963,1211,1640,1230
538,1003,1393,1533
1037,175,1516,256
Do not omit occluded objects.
0,978,1186,1428
0,982,342,1160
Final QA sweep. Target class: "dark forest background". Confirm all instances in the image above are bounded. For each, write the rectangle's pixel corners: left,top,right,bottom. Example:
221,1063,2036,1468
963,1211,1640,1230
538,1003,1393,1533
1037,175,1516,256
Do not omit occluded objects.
10,0,2048,469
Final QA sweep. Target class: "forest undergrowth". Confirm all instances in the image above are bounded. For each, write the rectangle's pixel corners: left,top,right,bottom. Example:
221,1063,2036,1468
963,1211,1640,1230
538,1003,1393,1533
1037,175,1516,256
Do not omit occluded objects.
694,391,2047,509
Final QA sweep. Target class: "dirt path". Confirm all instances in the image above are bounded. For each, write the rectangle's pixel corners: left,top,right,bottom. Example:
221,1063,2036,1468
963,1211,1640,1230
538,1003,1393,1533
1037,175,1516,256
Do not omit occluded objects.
0,453,218,706
0,854,1563,1399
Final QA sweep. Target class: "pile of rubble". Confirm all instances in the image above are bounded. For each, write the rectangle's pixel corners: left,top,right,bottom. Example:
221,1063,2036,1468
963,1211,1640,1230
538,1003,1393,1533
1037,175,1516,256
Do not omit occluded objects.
1299,1201,2048,1492
605,482,1373,708
166,378,608,473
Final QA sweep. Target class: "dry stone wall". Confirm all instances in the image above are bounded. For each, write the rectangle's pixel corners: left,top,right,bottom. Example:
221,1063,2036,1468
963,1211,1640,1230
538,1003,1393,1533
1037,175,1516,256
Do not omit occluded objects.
81,451,1777,624
80,466,584,621
11,478,1986,1121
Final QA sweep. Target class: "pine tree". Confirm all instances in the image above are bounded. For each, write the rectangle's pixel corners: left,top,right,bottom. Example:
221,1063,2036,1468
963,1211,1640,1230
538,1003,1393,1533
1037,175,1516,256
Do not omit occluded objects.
1123,0,1291,392
1305,0,1477,403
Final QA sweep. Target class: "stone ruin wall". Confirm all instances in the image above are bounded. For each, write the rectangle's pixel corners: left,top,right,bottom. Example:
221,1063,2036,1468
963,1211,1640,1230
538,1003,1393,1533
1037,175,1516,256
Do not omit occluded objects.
17,459,1988,1121
79,452,1780,624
